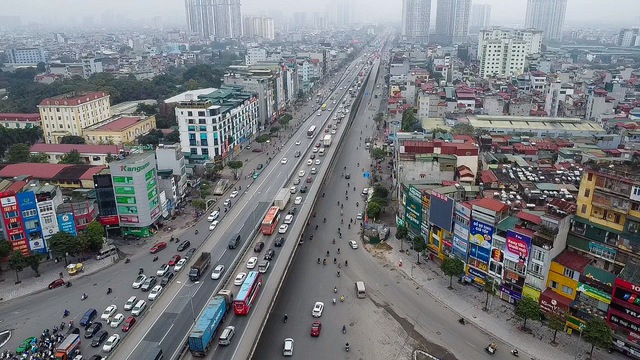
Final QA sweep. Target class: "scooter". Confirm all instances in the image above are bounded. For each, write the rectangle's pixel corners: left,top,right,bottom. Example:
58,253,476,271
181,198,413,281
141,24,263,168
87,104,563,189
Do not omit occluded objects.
458,318,465,325
63,310,69,318
65,281,72,288
81,293,88,301
345,343,350,352
153,255,158,262
510,349,519,357
139,268,144,275
342,325,347,334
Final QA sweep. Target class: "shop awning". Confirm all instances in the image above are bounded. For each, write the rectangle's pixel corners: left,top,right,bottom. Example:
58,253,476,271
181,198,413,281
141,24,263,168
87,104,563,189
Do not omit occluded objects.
539,288,572,313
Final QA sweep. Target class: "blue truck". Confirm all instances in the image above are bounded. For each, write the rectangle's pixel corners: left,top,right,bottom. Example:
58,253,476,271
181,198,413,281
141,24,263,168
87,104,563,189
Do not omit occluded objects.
188,290,233,356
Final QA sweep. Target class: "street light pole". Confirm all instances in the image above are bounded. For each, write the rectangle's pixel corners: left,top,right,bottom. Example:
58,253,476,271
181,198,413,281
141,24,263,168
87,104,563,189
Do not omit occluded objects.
575,323,585,360
177,281,200,323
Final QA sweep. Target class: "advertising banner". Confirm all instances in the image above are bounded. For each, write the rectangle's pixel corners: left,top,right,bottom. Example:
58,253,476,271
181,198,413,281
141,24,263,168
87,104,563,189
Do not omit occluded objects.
57,213,77,236
577,282,611,304
452,234,468,260
469,243,490,263
505,230,532,265
469,219,493,249
429,191,455,232
404,186,422,231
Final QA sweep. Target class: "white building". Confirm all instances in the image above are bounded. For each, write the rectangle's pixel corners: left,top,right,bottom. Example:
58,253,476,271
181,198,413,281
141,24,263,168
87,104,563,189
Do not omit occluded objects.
401,0,431,44
214,0,242,39
245,48,267,66
185,0,215,38
525,0,567,41
477,28,543,78
243,16,275,40
9,47,46,64
617,28,640,47
435,0,471,44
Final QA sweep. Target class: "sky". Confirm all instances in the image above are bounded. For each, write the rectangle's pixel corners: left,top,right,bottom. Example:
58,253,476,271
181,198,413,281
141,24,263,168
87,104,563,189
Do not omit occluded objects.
1,0,639,28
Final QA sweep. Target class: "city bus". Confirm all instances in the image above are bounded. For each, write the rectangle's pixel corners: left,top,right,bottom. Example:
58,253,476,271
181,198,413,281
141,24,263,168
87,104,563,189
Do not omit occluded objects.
321,103,327,111
260,206,280,235
233,271,262,315
307,125,317,138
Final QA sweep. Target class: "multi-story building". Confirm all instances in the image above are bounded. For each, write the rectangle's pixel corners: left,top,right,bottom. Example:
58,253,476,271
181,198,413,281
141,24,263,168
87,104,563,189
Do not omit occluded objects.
155,143,188,209
108,153,161,237
8,47,46,64
401,0,431,44
616,28,640,47
469,3,491,33
434,0,472,44
174,86,259,163
477,28,543,78
243,16,275,40
185,0,215,38
609,262,640,357
0,113,41,129
525,0,567,41
38,92,112,144
245,48,267,66
214,0,242,40
83,115,157,145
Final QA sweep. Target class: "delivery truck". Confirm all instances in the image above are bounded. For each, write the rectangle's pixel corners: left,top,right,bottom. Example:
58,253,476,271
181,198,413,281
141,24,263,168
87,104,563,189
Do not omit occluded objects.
55,334,80,360
323,134,332,147
188,290,234,356
274,188,291,210
189,252,211,281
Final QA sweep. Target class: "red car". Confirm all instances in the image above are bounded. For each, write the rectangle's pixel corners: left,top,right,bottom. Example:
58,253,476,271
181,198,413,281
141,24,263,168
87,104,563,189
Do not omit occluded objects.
122,316,136,332
310,321,322,337
168,255,181,266
150,242,167,253
48,279,65,289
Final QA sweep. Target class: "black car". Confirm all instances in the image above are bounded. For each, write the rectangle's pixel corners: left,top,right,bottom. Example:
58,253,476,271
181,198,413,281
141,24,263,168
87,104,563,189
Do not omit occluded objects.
254,242,264,252
345,173,351,179
91,330,109,347
185,248,196,259
257,163,264,170
123,234,140,241
310,154,316,159
294,151,301,158
288,208,297,215
177,240,191,252
274,237,285,247
264,248,275,261
84,322,102,339
88,356,103,360
300,186,308,193
160,272,174,286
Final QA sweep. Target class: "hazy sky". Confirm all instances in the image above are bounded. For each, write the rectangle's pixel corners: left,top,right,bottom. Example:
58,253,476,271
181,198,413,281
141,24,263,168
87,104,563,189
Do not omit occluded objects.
1,0,639,27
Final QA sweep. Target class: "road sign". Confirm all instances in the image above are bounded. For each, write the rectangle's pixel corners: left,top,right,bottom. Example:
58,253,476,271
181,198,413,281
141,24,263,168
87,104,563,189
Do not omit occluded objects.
363,172,371,178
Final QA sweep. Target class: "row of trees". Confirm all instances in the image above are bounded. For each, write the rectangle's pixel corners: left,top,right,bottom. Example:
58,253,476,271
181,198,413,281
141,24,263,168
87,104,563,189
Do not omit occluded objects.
0,126,42,158
366,186,390,220
438,255,613,358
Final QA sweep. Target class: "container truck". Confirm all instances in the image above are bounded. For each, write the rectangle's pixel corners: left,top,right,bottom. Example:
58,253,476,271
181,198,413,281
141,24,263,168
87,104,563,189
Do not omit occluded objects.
188,290,234,356
274,188,291,210
55,334,80,360
189,252,211,281
323,134,332,147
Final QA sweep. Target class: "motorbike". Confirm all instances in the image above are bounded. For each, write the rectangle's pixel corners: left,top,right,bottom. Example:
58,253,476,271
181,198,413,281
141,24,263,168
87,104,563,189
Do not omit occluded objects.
107,288,112,295
63,310,69,318
338,263,342,268
81,293,88,301
139,268,144,275
337,270,340,277
315,225,318,230
510,349,519,357
195,229,199,235
485,343,497,355
345,260,348,267
340,295,345,302
323,259,327,265
458,318,465,325
283,314,288,323
346,343,350,352
332,239,335,244
125,258,131,264
153,255,158,262
65,281,72,288
333,298,336,305
317,258,321,264
348,224,351,229
60,322,65,330
334,286,337,293
342,325,347,334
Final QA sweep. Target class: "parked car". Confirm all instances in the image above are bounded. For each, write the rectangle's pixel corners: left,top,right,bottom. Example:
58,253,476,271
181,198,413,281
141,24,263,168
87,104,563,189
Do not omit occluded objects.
160,272,174,286
102,334,120,352
141,276,157,292
168,255,181,266
173,259,187,271
85,322,103,339
48,279,65,289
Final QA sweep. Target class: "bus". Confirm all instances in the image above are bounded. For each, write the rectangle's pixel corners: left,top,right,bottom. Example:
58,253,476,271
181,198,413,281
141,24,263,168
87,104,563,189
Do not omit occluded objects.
260,206,280,235
233,271,262,315
307,125,317,138
321,103,327,111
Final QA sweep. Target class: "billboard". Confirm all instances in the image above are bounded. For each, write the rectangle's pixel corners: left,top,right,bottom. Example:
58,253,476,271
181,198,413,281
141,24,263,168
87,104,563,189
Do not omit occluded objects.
429,191,455,232
57,213,77,236
469,219,494,249
17,192,46,254
505,230,532,265
404,186,422,232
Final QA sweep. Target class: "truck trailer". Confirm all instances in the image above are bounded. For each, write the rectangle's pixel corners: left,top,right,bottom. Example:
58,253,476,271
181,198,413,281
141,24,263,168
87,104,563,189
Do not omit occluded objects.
189,252,211,281
55,334,80,360
188,290,234,356
323,134,332,147
274,188,291,210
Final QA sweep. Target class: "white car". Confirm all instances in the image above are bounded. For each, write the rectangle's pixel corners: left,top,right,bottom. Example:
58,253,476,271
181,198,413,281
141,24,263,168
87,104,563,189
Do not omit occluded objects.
283,338,294,356
110,313,125,328
102,334,120,353
156,264,169,276
211,264,225,280
289,186,297,194
230,190,239,198
331,129,337,135
316,112,321,116
173,258,186,271
207,211,220,221
148,285,163,301
295,140,301,145
362,188,369,196
234,272,247,285
349,240,359,249
294,196,303,205
356,212,363,220
223,199,231,207
312,302,324,317
312,147,319,153
209,220,219,231
315,159,321,165
298,170,305,177
284,214,294,224
306,159,313,166
101,305,118,321
132,274,146,289
281,158,288,164
247,257,258,269
278,224,289,234
310,167,317,175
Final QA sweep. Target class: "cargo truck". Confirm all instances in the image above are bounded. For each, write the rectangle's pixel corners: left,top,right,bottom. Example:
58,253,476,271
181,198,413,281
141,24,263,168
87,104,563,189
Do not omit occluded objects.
188,290,234,356
189,252,211,281
55,334,80,360
323,134,332,147
274,188,291,210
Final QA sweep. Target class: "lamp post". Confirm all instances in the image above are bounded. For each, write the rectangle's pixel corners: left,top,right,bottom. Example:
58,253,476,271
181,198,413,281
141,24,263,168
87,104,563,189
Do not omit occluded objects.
575,323,586,360
177,281,200,323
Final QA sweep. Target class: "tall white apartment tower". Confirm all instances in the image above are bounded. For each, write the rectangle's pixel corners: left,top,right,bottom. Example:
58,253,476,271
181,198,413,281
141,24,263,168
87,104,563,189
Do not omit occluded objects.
525,0,567,41
477,28,543,78
185,0,215,39
401,0,431,44
470,4,491,33
214,0,242,39
435,0,471,44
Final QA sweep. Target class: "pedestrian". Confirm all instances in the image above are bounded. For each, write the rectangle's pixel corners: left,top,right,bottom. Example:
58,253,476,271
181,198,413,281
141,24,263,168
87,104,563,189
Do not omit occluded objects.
59,272,63,279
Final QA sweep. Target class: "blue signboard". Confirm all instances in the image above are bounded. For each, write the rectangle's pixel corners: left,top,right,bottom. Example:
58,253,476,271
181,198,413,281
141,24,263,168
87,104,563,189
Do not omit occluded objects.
468,219,494,249
17,192,47,254
57,213,77,237
469,244,490,263
429,191,455,232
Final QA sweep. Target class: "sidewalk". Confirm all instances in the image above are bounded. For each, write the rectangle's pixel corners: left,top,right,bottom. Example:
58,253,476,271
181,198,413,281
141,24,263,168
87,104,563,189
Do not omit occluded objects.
376,236,615,360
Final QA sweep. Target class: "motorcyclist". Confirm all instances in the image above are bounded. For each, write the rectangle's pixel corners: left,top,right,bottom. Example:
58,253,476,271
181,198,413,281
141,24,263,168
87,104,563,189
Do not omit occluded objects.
284,314,288,322
326,250,330,256
317,258,321,264
333,298,337,305
63,309,69,317
337,248,341,254
195,229,199,234
337,270,340,277
345,260,348,266
107,287,112,294
342,325,346,333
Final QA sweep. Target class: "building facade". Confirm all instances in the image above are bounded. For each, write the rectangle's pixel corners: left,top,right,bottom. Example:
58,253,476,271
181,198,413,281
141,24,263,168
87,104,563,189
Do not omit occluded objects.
214,0,242,39
401,0,431,44
477,28,543,78
243,16,275,40
469,3,491,33
524,0,567,41
434,0,471,44
185,0,215,38
8,47,46,64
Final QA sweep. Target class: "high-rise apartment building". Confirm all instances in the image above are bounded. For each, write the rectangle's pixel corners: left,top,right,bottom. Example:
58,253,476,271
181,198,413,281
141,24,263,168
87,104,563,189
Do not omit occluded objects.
335,0,354,26
434,0,471,44
477,28,543,78
525,0,567,41
185,0,215,38
8,47,46,64
401,0,431,44
617,28,640,47
243,16,275,40
184,0,242,40
469,4,491,33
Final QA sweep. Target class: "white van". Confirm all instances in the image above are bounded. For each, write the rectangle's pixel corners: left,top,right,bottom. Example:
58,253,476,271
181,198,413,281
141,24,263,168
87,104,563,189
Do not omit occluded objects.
218,326,236,345
96,245,117,260
124,296,138,311
132,300,147,316
319,148,325,156
355,281,366,299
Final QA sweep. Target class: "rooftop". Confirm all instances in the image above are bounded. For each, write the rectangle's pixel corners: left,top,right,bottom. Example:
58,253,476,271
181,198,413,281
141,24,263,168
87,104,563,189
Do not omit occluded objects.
92,116,148,131
30,143,122,154
553,250,591,273
0,113,41,122
617,261,640,285
467,198,510,213
39,92,108,107
465,115,606,134
164,88,217,104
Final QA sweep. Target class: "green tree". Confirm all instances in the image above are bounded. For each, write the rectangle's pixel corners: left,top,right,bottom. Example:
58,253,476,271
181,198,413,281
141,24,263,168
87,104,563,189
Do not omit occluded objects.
227,160,244,180
36,62,46,72
59,149,83,164
401,108,419,132
483,277,498,311
373,112,384,127
412,235,426,253
29,152,50,163
395,225,408,240
192,199,206,211
204,163,224,181
0,240,11,258
185,79,201,90
440,256,465,289
373,186,389,199
514,296,541,330
297,89,304,100
279,114,292,129
84,221,105,251
583,317,613,358
269,126,281,134
105,153,117,163
48,231,81,265
6,143,31,163
451,123,475,136
9,251,26,284
135,103,158,115
547,310,566,345
366,202,382,219
371,148,386,160
59,135,86,144
165,130,180,143
255,134,271,149
26,253,43,277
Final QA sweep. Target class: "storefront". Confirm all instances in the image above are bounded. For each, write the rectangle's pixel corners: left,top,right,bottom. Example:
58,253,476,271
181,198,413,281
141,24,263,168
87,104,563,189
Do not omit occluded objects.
608,276,640,358
540,288,572,315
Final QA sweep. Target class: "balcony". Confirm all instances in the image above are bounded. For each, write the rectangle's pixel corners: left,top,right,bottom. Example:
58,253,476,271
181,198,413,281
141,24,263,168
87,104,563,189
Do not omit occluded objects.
533,225,557,250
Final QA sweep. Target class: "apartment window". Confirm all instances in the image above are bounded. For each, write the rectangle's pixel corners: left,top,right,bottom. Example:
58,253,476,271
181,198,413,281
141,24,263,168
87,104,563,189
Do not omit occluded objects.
532,248,545,262
40,204,53,212
7,221,20,229
581,204,587,214
563,268,575,279
188,119,194,124
42,215,54,224
561,285,574,296
22,209,37,218
198,111,205,116
4,211,18,219
187,111,193,116
587,173,593,181
10,233,24,241
77,217,88,226
199,126,206,132
550,280,558,290
529,262,543,276
198,119,206,124
24,219,40,229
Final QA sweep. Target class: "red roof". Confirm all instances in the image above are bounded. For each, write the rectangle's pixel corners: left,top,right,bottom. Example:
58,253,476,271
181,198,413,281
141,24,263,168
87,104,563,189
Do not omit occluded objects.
516,211,542,225
39,92,108,107
30,143,122,154
553,250,591,272
0,113,41,122
6,180,27,193
80,166,107,180
480,170,498,183
0,163,69,179
467,198,509,213
95,117,142,131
